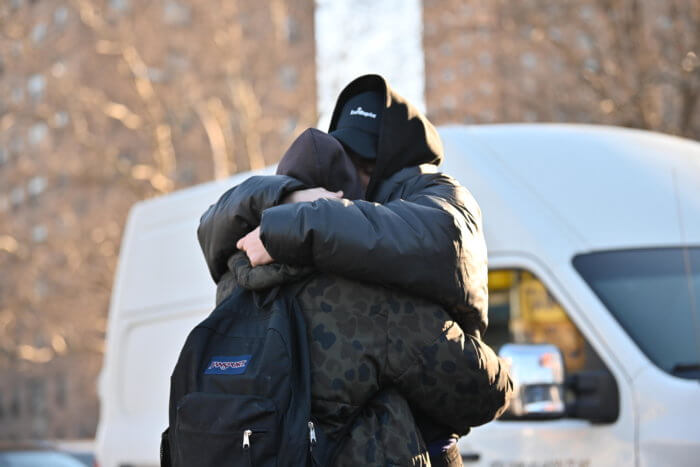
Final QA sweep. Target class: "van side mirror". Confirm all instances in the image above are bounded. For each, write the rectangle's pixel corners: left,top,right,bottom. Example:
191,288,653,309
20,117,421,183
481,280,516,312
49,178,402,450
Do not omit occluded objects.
498,344,620,424
565,370,619,424
498,344,566,419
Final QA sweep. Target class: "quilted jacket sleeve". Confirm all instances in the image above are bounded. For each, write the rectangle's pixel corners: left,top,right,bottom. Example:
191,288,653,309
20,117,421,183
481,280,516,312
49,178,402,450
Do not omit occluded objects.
197,175,306,282
260,173,488,328
386,316,513,435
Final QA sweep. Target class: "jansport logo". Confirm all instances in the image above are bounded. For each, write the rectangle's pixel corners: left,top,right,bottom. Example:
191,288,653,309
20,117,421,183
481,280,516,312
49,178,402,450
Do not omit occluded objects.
204,355,252,375
210,360,245,370
350,107,377,119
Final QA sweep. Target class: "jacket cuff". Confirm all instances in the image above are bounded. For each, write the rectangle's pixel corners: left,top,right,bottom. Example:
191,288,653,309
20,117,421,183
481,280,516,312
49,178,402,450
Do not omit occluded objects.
263,175,308,211
259,203,314,266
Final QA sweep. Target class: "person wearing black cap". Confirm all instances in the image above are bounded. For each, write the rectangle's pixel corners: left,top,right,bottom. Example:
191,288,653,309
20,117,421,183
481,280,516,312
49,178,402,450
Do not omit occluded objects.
231,74,490,336
199,74,512,466
328,91,386,197
330,89,383,162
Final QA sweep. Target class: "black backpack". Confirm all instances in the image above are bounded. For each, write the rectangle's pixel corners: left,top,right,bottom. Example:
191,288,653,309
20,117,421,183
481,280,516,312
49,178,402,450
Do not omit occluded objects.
161,283,336,466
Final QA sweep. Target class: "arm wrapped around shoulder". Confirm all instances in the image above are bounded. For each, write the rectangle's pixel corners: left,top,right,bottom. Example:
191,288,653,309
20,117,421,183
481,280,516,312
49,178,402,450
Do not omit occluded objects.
259,172,489,333
197,175,306,282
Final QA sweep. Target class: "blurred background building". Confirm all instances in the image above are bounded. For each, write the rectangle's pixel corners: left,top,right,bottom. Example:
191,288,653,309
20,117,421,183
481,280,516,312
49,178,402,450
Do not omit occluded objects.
423,0,699,134
0,0,697,440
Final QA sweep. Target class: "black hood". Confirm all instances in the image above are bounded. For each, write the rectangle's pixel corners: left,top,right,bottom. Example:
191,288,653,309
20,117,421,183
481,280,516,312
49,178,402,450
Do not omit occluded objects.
328,74,444,200
276,128,365,200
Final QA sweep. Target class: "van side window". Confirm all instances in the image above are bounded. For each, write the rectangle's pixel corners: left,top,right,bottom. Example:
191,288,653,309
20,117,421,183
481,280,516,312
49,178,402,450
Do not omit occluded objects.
487,269,605,375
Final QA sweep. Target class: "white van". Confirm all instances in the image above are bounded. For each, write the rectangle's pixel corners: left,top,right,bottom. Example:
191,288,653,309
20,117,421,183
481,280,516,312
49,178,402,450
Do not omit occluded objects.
96,124,700,467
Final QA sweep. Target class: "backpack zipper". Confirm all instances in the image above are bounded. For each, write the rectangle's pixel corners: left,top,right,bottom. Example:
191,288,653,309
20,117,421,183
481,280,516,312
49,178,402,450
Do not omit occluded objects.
243,429,253,467
308,421,317,451
242,429,252,449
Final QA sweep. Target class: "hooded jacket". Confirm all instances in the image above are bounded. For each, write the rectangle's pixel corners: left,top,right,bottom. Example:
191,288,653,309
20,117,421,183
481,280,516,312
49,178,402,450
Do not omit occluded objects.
199,74,490,334
214,251,511,466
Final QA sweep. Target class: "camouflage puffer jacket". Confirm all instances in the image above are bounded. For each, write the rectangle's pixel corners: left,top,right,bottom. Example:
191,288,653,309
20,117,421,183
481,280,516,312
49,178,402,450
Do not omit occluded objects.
216,252,513,466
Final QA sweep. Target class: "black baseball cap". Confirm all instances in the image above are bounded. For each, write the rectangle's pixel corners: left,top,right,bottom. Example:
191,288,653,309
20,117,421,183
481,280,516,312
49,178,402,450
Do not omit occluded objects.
330,91,383,159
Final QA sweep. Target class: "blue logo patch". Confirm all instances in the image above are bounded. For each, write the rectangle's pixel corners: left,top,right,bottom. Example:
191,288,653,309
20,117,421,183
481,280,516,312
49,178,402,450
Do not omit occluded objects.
204,355,252,375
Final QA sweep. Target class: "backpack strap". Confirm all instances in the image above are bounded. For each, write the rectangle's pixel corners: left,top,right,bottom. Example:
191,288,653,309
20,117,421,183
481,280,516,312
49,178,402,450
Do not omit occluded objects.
160,428,171,467
284,272,317,298
250,271,317,309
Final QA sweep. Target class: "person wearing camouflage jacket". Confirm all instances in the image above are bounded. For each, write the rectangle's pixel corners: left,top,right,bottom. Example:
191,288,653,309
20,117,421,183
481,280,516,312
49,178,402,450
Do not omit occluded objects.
198,74,513,465
212,250,511,466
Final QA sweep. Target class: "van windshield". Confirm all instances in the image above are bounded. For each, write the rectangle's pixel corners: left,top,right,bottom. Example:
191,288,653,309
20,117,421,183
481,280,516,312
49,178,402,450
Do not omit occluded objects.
573,247,700,380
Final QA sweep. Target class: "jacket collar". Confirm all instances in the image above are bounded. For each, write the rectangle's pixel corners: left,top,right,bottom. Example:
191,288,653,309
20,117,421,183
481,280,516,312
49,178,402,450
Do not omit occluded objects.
371,164,439,203
228,251,313,291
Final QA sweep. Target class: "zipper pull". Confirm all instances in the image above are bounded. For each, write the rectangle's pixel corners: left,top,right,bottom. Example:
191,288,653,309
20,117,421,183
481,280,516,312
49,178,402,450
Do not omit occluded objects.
308,421,317,451
243,429,252,449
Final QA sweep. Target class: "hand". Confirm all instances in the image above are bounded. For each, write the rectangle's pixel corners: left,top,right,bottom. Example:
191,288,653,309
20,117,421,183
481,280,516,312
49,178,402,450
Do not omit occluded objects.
283,187,343,204
236,227,273,266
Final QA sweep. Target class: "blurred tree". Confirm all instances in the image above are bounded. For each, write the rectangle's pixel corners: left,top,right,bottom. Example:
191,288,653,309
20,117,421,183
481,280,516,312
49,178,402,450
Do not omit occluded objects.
424,0,700,140
503,0,699,136
0,0,315,439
